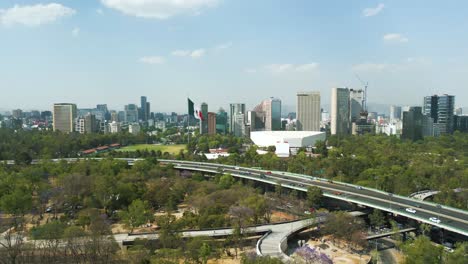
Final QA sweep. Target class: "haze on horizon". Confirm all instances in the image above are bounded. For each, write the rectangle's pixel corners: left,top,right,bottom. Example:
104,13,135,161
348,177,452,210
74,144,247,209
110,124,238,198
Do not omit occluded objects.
1,0,467,113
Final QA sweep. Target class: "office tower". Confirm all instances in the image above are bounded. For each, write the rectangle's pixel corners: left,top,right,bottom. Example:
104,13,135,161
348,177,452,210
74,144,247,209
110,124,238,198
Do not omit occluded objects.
200,103,208,134
207,112,216,135
110,111,118,122
349,89,364,122
454,115,468,132
76,113,98,134
390,105,402,122
423,94,455,134
331,88,350,136
146,102,151,121
12,109,23,119
140,96,148,121
296,91,321,131
229,103,246,133
233,113,247,137
96,104,110,121
402,107,424,141
53,103,77,133
129,123,140,135
455,107,463,116
124,104,139,123
216,108,228,134
253,97,282,131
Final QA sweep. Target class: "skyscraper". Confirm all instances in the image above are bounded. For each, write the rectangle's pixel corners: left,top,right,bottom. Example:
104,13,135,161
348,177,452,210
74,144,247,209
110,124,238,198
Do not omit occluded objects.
216,108,228,134
253,98,282,131
124,104,139,123
423,94,455,134
53,103,77,133
331,88,350,136
229,103,246,133
296,91,321,131
349,89,364,123
140,96,148,121
200,103,208,134
402,107,424,141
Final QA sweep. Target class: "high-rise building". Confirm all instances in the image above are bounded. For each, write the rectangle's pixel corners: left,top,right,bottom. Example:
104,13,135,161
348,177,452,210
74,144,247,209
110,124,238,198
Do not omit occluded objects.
76,113,98,134
200,103,208,134
216,108,228,134
296,91,321,131
331,88,350,136
140,96,148,121
12,109,23,119
455,107,463,116
96,104,110,121
423,94,455,134
233,113,247,137
402,107,424,141
229,103,246,133
349,89,364,122
109,121,121,133
454,115,468,133
129,123,140,135
125,104,139,123
207,112,216,135
390,105,402,122
53,103,77,133
253,98,282,131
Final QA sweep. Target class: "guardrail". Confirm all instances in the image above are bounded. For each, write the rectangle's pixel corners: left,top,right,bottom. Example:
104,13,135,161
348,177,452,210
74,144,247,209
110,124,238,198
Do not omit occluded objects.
256,230,272,256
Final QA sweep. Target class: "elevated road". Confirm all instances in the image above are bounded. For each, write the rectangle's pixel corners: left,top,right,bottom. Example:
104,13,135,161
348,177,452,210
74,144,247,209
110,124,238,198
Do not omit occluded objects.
157,159,468,237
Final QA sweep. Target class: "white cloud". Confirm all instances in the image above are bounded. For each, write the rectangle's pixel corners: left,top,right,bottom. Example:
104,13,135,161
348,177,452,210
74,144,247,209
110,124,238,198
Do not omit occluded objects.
352,63,390,72
0,3,75,27
100,0,219,19
352,58,431,73
139,56,165,64
383,33,409,43
190,49,205,58
72,27,80,37
363,3,385,17
215,42,232,51
171,50,191,56
295,63,319,72
264,63,319,73
172,48,205,58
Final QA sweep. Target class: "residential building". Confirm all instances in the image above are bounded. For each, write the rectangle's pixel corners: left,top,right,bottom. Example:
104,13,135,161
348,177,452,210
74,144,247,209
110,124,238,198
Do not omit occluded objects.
296,91,321,131
331,88,350,136
53,103,77,133
76,113,98,134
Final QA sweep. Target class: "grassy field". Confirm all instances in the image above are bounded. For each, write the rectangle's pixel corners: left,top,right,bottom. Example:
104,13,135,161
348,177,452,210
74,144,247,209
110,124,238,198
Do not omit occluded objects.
117,144,186,154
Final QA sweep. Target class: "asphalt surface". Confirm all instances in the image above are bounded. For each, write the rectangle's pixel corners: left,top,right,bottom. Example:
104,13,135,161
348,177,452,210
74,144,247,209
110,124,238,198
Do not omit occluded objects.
164,160,468,237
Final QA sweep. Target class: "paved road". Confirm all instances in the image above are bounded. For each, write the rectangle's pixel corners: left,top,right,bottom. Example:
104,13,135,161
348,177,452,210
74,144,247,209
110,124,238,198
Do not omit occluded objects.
159,160,468,237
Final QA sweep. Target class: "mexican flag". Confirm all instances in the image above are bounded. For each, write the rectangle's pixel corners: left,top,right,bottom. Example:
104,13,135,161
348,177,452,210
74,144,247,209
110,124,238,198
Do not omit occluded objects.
188,98,203,121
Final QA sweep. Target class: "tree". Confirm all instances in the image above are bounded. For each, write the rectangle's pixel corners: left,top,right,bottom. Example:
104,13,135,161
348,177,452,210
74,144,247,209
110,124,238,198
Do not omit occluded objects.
219,174,235,189
401,236,443,264
445,242,468,264
369,209,386,228
306,186,323,209
119,199,154,233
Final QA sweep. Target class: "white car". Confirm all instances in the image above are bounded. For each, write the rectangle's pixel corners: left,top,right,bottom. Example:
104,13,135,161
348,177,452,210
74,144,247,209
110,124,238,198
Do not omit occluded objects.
405,208,416,214
429,217,441,223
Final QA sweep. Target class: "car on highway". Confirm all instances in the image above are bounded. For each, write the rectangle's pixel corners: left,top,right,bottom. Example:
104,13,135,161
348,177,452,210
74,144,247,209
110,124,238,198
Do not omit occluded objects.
355,186,363,190
265,171,272,175
235,166,239,170
429,217,441,223
405,208,417,214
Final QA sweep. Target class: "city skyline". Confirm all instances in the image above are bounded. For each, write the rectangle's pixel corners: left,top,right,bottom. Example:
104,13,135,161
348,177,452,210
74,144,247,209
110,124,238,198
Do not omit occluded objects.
1,0,468,112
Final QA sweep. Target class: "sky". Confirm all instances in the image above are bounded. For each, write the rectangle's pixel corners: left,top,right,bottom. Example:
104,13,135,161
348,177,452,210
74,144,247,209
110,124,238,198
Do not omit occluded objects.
1,0,468,113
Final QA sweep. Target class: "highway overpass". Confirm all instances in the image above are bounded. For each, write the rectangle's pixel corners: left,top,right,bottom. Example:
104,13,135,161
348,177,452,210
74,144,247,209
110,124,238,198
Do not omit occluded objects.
157,159,468,237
